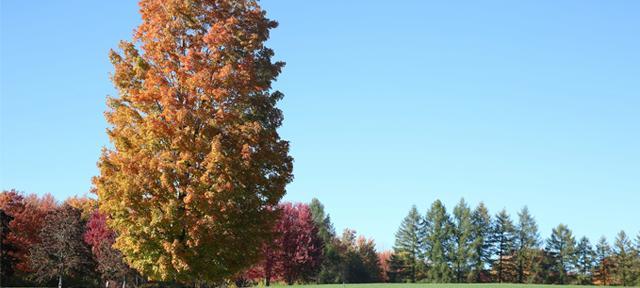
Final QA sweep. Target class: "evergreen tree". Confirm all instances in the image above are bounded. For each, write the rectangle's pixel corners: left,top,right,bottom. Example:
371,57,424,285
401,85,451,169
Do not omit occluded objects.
514,206,540,283
423,200,453,283
451,198,473,283
636,233,640,286
594,236,613,286
613,230,636,286
491,209,515,283
575,236,595,285
392,205,422,283
469,202,492,282
546,224,576,284
309,198,342,284
527,249,553,284
386,253,407,283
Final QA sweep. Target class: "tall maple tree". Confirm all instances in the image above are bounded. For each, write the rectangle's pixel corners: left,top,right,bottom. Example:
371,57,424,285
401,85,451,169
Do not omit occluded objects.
93,0,293,282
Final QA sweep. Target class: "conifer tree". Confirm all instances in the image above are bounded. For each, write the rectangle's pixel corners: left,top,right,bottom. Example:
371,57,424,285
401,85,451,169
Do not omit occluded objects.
423,200,452,283
309,198,342,284
451,199,473,283
393,205,422,283
634,232,640,286
546,224,576,284
491,209,515,283
636,233,640,286
613,230,636,286
93,0,293,282
594,236,613,286
386,253,407,283
514,206,540,283
469,202,492,282
574,236,595,284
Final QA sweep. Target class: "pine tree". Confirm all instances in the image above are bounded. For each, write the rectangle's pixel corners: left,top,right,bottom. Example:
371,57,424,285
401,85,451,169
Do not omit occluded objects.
93,0,293,282
594,236,613,286
636,233,640,286
469,202,492,282
309,198,342,284
451,198,473,283
514,206,540,283
386,253,407,283
423,200,452,283
491,209,515,283
575,236,595,284
393,205,422,283
546,224,576,284
613,230,636,286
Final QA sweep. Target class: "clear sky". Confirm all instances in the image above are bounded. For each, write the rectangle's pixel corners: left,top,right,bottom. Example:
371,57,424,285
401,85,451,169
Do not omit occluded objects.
1,1,639,250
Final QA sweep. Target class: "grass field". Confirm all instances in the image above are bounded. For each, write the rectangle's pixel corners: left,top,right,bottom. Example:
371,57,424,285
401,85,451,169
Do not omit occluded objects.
270,284,611,288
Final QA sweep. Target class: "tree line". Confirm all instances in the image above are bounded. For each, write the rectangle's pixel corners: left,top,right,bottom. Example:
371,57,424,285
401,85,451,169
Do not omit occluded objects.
388,199,640,286
2,190,639,287
0,190,383,287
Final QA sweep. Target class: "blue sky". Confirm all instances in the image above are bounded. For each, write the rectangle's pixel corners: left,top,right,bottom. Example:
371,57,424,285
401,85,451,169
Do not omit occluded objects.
1,1,639,250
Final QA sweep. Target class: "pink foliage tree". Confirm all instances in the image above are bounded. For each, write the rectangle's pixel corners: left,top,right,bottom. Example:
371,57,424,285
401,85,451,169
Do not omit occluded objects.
248,202,323,286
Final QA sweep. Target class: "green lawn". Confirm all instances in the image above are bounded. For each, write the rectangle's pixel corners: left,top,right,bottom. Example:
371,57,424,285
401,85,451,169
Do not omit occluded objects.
270,284,609,288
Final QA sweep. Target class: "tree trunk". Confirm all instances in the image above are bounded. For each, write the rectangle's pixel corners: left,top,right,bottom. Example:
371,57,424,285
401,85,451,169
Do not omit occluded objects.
58,275,63,288
106,280,110,288
122,275,126,288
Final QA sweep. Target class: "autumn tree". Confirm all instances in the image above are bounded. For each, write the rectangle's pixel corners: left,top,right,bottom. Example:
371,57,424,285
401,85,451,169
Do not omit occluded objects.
355,236,383,283
339,230,381,283
84,211,138,288
0,190,23,284
278,203,323,285
451,199,473,283
545,224,576,284
423,200,452,283
93,0,293,283
392,205,422,283
377,250,392,282
469,202,492,282
514,206,540,283
250,202,322,286
64,196,97,221
0,191,56,275
29,205,92,288
491,209,515,283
